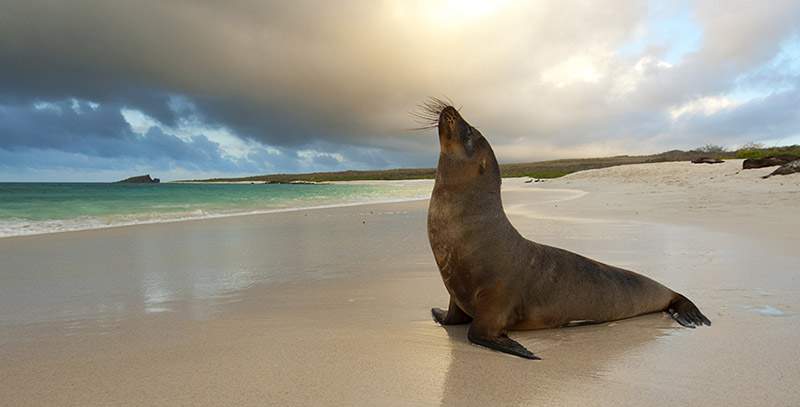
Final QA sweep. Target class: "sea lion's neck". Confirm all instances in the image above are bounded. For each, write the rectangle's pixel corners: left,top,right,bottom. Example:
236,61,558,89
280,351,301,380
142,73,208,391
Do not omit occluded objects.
435,143,500,184
433,153,502,204
429,150,517,254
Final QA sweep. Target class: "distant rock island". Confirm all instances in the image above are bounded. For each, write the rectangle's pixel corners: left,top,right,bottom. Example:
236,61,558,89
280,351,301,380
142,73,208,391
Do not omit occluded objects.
116,174,160,184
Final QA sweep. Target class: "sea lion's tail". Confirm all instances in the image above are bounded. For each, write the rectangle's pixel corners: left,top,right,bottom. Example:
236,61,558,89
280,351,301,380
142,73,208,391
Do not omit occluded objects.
667,294,711,328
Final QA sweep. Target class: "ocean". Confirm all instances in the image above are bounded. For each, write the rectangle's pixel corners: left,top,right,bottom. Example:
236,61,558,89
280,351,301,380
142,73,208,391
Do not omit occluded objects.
0,181,433,238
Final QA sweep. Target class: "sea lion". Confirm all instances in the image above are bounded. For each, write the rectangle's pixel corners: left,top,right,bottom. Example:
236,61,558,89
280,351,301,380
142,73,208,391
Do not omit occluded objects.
691,157,724,164
743,155,799,170
423,99,710,360
762,159,800,178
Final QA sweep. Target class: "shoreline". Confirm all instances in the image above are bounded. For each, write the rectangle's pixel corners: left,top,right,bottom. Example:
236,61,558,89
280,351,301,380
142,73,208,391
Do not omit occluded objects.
0,175,450,239
6,156,795,240
0,196,430,240
1,161,799,406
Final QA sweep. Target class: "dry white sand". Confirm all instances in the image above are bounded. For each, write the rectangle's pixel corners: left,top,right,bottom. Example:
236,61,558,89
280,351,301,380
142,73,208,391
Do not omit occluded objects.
1,159,798,406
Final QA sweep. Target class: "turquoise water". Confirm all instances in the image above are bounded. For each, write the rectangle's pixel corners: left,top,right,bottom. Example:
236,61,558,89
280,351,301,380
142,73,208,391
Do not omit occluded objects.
0,181,432,237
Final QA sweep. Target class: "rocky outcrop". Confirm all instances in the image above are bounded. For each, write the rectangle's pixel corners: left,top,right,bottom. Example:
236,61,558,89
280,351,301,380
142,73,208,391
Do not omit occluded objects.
691,157,724,164
743,155,800,169
116,174,160,183
762,160,800,178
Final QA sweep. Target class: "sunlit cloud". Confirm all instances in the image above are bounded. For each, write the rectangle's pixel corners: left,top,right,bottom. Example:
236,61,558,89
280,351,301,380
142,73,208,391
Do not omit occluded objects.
0,0,799,181
541,54,605,88
669,96,740,120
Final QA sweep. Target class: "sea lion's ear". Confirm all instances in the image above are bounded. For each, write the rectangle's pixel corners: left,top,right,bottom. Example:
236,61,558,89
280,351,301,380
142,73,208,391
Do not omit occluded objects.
479,158,486,175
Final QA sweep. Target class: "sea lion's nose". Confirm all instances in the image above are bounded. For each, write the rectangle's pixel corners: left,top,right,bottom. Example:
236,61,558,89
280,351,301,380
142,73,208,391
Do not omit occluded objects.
440,106,457,118
439,107,459,127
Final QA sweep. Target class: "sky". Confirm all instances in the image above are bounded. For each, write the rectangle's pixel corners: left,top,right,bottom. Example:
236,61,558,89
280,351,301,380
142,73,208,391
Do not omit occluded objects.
1,0,799,181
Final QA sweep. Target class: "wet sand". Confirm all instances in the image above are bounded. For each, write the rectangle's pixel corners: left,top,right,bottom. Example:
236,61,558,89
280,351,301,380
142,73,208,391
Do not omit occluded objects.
1,160,798,406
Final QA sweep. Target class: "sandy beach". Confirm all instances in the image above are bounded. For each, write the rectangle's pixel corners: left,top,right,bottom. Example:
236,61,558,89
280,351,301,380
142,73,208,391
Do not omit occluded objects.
1,159,798,406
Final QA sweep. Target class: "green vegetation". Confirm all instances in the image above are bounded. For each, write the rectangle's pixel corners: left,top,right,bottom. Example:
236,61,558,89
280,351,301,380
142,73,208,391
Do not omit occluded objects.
177,145,796,184
735,144,800,159
181,147,780,183
191,168,437,183
697,144,728,154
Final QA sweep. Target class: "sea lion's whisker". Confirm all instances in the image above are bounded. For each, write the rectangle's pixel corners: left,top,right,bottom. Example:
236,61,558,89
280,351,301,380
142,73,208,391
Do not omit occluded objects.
410,97,455,129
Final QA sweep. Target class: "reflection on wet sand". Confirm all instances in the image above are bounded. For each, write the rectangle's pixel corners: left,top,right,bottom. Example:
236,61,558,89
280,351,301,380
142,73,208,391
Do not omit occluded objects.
438,315,670,406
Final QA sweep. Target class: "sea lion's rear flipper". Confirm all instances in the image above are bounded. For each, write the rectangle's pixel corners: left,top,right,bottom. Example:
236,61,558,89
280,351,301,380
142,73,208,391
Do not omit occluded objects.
467,325,540,360
432,297,473,325
667,294,712,328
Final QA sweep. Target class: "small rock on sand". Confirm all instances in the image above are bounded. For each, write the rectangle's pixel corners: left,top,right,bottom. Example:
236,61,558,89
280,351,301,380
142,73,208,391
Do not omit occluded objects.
691,157,724,164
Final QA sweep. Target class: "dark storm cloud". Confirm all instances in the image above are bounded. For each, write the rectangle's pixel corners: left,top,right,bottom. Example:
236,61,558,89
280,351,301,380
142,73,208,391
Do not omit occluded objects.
0,0,799,175
0,98,432,180
675,89,800,143
0,0,648,152
0,100,130,152
0,99,260,174
0,0,406,148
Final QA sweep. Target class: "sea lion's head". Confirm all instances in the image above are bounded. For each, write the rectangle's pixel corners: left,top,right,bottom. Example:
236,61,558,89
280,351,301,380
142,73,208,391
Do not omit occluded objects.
437,106,482,159
414,98,500,185
415,99,499,185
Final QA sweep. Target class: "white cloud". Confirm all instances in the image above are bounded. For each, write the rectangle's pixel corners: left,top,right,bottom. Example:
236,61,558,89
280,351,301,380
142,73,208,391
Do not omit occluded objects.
32,101,62,113
296,149,345,168
669,96,739,120
540,54,605,88
121,107,263,160
610,56,673,97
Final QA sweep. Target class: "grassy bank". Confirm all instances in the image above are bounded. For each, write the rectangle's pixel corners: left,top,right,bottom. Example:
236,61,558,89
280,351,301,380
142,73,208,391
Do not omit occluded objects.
735,145,800,159
179,148,764,183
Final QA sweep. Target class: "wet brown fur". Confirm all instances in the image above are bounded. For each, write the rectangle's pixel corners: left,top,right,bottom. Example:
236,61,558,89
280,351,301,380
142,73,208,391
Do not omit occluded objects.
426,102,710,359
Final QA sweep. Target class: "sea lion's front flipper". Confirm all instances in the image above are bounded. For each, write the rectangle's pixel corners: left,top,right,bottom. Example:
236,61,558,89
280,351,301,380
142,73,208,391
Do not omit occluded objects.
432,297,472,325
467,324,540,360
